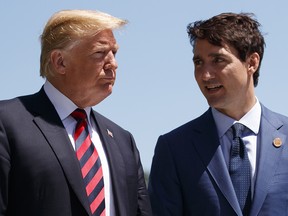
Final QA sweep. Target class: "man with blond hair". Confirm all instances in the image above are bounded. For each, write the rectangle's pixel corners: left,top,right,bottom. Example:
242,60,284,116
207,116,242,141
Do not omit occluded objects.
0,10,151,216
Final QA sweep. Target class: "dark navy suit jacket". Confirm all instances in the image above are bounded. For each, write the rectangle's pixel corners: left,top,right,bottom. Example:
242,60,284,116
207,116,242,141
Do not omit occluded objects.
0,88,152,216
149,105,288,216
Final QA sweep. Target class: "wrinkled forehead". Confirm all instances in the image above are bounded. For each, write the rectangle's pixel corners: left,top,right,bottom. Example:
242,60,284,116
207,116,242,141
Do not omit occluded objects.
67,29,119,51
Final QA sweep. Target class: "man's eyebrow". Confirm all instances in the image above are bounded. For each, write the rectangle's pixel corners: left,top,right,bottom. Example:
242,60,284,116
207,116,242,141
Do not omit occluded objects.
90,44,118,53
192,55,201,61
94,41,119,49
192,52,228,61
193,53,225,58
208,53,225,58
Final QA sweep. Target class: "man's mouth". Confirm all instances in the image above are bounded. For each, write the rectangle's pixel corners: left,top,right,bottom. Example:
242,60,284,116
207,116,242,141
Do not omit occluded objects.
206,84,222,91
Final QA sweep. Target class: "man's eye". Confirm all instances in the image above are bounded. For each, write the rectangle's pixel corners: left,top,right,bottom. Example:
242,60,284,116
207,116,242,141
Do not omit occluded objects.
193,59,202,66
92,51,105,58
213,58,224,63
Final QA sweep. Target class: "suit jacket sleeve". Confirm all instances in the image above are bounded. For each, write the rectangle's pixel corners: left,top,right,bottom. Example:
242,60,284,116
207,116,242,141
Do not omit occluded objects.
0,118,10,215
148,135,183,215
130,133,153,216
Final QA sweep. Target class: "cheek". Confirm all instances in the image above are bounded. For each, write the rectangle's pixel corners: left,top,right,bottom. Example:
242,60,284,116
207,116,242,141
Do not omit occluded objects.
83,65,103,79
91,63,105,74
194,70,201,81
194,68,200,80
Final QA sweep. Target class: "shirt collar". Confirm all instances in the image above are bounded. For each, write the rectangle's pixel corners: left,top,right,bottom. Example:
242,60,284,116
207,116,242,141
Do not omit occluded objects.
43,80,92,121
212,97,261,138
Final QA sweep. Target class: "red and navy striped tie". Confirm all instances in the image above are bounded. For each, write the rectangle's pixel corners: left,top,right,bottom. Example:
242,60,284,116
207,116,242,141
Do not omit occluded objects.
71,109,105,216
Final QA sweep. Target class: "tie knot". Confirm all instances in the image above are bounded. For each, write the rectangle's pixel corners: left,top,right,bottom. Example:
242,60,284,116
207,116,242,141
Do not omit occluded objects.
71,108,87,121
232,123,245,139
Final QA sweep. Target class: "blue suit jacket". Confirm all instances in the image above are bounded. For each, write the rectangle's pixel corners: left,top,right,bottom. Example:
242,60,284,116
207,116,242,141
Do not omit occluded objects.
149,105,288,216
0,88,151,216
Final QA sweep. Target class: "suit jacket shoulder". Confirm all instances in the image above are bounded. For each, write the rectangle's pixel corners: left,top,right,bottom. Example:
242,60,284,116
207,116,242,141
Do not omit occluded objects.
0,88,152,216
160,108,216,142
92,107,152,216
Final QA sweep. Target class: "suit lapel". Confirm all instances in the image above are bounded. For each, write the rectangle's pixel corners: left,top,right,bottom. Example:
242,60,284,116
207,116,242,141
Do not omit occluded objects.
92,111,128,216
207,147,242,215
29,89,91,215
192,109,242,215
250,106,286,216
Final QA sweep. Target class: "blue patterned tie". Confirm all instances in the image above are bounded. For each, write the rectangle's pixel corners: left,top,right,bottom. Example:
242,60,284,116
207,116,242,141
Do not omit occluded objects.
229,123,251,216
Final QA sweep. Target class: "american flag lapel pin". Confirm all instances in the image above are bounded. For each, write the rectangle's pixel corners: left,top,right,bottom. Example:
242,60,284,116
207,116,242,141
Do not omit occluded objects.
107,129,113,138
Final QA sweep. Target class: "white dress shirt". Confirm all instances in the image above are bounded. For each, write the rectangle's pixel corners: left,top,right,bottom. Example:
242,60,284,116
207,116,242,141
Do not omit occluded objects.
212,98,261,198
44,80,115,215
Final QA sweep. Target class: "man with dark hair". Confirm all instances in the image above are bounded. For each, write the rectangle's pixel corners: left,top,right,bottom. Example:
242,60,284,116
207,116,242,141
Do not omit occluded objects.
149,12,288,216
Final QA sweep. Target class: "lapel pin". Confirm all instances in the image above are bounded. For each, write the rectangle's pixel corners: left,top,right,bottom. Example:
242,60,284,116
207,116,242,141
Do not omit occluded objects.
273,137,282,148
107,129,113,138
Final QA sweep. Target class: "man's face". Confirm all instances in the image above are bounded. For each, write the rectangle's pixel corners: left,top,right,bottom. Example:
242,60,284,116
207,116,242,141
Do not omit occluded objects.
59,29,119,107
193,39,256,119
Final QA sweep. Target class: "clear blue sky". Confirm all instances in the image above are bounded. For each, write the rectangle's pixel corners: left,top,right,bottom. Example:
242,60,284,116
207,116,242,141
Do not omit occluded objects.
1,1,287,171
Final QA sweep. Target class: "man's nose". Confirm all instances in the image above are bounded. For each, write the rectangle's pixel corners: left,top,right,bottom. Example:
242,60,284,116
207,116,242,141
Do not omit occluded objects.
105,51,118,70
201,66,215,81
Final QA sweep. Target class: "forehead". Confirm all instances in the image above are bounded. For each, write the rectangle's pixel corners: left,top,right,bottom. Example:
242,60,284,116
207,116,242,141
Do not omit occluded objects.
93,29,117,44
73,29,119,51
92,29,118,48
193,39,238,57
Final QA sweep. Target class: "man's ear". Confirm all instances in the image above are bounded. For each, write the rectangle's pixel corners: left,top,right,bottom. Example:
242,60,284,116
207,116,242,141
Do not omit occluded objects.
50,50,66,75
247,52,260,75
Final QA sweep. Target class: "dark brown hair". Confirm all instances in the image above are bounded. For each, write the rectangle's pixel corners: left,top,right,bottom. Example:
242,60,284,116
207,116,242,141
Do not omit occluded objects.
187,12,265,87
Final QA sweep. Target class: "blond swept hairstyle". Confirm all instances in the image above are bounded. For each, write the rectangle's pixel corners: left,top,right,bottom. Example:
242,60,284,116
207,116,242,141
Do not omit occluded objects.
40,10,128,78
